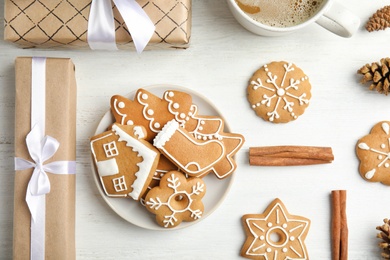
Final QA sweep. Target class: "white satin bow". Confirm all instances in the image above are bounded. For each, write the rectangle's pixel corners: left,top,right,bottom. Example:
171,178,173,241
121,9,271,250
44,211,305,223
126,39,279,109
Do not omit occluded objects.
88,0,155,53
15,124,76,221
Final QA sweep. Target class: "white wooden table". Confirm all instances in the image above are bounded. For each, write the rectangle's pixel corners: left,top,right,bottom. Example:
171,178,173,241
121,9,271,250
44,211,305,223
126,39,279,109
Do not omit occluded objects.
1,0,389,259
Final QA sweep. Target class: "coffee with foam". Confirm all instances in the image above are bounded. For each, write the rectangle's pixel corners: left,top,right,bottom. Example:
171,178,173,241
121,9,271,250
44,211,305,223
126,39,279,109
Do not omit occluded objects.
236,0,325,28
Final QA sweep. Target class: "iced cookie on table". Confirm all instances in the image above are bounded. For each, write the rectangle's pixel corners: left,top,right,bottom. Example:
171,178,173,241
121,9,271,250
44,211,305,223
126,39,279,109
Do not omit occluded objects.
145,171,205,228
90,123,160,200
356,121,390,185
183,105,245,179
247,61,311,123
154,120,226,177
241,198,310,260
110,88,194,142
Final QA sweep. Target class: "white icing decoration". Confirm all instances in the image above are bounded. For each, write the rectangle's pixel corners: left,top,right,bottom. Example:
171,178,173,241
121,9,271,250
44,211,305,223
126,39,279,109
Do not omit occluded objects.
111,124,158,200
153,120,179,149
383,122,390,135
113,98,128,125
133,126,145,139
96,158,119,177
173,103,179,109
137,91,161,134
358,136,390,176
112,176,127,192
251,62,309,121
118,101,125,108
147,109,154,116
358,143,370,150
126,120,134,125
163,91,188,125
245,201,310,259
146,173,205,228
365,169,375,179
154,122,161,129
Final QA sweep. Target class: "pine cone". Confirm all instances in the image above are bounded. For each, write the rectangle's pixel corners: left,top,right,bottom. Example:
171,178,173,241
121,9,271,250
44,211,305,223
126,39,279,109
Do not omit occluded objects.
366,6,390,32
377,218,390,259
357,58,390,95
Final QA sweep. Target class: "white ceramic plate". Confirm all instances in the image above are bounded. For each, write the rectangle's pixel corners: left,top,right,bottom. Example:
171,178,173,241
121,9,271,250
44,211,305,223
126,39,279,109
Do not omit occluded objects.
91,85,235,230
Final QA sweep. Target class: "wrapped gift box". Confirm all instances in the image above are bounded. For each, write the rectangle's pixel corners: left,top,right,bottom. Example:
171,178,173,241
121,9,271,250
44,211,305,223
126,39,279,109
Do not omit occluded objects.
14,57,76,260
4,0,191,50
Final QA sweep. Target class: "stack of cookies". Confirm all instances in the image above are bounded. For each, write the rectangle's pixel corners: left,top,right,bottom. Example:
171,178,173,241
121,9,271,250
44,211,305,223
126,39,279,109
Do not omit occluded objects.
90,88,245,228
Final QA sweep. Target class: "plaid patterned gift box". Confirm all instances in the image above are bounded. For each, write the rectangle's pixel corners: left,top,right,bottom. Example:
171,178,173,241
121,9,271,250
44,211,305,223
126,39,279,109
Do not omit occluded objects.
4,0,191,50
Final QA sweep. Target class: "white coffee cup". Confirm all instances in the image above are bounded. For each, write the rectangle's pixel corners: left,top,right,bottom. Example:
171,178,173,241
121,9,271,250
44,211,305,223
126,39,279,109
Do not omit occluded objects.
227,0,360,37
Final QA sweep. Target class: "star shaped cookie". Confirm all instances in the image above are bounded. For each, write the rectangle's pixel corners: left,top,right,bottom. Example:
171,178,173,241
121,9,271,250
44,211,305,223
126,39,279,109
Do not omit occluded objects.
241,198,310,260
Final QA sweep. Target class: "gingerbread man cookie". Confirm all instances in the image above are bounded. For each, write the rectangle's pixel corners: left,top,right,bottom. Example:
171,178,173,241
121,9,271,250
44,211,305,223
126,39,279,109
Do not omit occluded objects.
247,61,311,123
356,121,390,185
145,171,206,228
241,198,310,260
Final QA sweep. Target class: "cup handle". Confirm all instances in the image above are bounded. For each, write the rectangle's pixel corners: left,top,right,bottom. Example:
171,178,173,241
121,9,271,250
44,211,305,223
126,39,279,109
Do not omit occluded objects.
315,2,360,38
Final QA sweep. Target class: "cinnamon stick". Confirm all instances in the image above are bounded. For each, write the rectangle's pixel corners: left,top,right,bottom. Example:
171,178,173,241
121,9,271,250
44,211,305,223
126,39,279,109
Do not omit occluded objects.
331,190,341,260
331,190,348,260
249,146,334,166
339,190,348,260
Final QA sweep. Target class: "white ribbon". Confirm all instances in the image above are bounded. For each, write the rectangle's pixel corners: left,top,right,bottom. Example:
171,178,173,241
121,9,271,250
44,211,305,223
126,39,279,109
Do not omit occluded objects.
88,0,155,53
15,125,76,221
14,57,76,260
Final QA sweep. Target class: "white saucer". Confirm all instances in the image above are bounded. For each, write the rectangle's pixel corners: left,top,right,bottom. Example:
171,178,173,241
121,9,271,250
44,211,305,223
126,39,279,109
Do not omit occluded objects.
91,85,235,230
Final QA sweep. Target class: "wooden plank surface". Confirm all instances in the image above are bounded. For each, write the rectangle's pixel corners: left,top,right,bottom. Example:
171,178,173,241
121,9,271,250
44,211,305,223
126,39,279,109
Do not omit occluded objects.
0,0,388,259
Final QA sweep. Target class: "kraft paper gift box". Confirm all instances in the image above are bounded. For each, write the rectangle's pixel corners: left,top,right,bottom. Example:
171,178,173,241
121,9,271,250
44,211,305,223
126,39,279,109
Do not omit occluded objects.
14,57,76,260
4,0,191,50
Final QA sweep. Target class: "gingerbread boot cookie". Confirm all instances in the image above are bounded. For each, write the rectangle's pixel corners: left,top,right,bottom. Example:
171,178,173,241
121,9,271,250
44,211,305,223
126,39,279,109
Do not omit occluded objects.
154,120,225,177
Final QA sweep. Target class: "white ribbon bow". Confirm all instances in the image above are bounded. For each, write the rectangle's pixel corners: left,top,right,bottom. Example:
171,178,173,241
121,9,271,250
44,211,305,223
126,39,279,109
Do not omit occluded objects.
15,124,76,222
88,0,155,53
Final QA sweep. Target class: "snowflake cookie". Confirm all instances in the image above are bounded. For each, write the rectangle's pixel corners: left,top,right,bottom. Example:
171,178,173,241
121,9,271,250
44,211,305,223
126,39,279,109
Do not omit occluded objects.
356,121,390,185
241,198,311,260
145,171,206,228
247,61,312,123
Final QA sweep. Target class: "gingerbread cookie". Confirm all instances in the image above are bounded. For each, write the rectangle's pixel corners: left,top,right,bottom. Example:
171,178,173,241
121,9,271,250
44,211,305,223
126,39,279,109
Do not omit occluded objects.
241,198,310,260
111,88,245,179
182,105,245,179
154,120,226,177
110,89,194,142
247,61,311,123
145,171,206,228
356,121,390,185
90,123,160,200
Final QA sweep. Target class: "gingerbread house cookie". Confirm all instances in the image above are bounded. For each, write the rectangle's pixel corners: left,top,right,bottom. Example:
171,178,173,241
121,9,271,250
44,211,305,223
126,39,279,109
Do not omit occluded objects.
90,123,160,200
